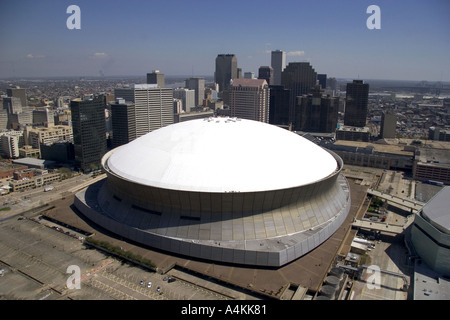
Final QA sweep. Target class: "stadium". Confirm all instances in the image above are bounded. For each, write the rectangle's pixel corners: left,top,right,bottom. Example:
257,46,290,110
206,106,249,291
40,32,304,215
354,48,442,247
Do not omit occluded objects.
74,117,351,267
411,186,450,276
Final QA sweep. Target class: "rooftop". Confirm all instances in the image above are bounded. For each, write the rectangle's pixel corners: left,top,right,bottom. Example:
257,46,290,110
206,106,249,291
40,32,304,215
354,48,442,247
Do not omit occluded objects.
106,117,338,193
421,186,450,234
231,78,267,88
333,140,414,156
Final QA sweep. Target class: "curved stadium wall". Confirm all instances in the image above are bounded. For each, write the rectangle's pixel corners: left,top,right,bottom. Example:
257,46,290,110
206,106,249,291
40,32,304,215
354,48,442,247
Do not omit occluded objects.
74,148,351,267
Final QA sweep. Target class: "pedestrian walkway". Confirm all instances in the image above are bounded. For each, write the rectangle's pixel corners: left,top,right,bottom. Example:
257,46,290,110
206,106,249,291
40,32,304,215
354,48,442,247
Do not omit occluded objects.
367,188,424,212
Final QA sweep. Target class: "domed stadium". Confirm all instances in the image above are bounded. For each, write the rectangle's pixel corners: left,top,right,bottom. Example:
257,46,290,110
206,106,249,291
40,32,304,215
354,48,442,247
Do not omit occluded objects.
74,117,351,267
411,186,450,276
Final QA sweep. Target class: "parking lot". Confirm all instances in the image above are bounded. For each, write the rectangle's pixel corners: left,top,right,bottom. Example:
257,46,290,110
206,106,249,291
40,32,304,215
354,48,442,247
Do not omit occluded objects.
0,210,238,300
1,165,413,301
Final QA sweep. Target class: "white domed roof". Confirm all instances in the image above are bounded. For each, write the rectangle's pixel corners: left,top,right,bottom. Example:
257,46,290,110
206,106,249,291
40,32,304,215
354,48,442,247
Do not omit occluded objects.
106,118,338,192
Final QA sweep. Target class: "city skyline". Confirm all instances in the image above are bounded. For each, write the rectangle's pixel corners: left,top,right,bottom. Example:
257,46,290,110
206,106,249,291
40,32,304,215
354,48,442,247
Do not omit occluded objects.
0,0,449,81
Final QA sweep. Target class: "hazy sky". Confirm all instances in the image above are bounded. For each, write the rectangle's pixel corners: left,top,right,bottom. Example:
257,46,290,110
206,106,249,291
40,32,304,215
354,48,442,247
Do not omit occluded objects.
1,0,449,81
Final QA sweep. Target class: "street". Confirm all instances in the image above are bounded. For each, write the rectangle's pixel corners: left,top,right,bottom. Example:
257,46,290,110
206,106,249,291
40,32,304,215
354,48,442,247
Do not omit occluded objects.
0,172,104,220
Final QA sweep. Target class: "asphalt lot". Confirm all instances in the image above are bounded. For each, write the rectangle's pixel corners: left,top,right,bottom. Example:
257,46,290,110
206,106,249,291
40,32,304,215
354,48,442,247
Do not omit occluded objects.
350,234,411,300
0,166,406,300
0,212,241,300
33,176,368,300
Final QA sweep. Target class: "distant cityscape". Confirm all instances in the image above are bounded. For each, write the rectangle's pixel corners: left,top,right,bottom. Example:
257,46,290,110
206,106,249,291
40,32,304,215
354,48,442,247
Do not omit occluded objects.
0,50,449,178
0,50,449,301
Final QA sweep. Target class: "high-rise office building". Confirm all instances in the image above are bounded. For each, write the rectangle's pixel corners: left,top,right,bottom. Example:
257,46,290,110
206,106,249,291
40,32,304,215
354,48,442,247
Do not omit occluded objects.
6,88,27,107
3,97,22,114
133,84,174,138
174,88,195,113
295,85,339,133
114,88,135,102
114,85,174,139
271,50,286,85
268,85,290,126
147,70,165,88
244,72,255,79
215,54,238,92
33,108,54,127
281,62,318,124
70,95,107,172
110,98,136,148
0,134,20,158
0,110,8,130
328,77,337,91
380,111,397,139
230,78,269,123
258,66,274,86
185,77,205,107
317,74,327,89
344,80,369,127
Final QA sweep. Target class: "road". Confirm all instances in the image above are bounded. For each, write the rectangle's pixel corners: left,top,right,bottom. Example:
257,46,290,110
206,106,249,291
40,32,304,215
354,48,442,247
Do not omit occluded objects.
0,172,104,220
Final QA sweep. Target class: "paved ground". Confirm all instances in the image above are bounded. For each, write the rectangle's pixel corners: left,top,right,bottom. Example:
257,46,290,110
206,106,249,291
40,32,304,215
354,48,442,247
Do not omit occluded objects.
35,177,367,300
350,234,411,300
0,169,372,300
0,212,247,300
0,163,427,301
337,166,415,301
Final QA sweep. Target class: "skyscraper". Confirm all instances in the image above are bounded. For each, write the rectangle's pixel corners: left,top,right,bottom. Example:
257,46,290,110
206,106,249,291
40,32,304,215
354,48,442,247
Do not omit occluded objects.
281,62,318,124
185,77,205,107
6,88,27,107
70,95,107,172
269,85,290,126
147,70,165,88
110,98,136,148
295,85,339,133
230,78,269,123
380,110,397,139
258,66,274,86
133,84,174,138
244,72,255,79
271,50,286,86
33,108,54,127
174,88,195,113
215,54,238,92
344,80,369,127
3,97,22,114
317,74,327,89
114,88,135,102
114,85,174,139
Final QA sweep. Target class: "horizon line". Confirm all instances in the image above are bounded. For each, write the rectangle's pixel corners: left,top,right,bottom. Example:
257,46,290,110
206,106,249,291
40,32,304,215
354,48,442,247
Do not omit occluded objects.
1,75,449,84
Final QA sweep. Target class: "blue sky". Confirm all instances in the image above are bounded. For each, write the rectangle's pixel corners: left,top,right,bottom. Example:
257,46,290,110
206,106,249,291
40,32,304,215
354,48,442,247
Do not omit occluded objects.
1,0,449,81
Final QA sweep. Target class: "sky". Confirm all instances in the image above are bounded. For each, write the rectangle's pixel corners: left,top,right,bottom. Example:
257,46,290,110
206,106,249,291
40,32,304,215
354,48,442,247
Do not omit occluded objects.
0,0,449,81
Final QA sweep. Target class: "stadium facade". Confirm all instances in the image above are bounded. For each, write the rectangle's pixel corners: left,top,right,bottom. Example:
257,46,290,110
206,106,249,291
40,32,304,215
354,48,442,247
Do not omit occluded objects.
75,118,351,267
411,186,450,276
